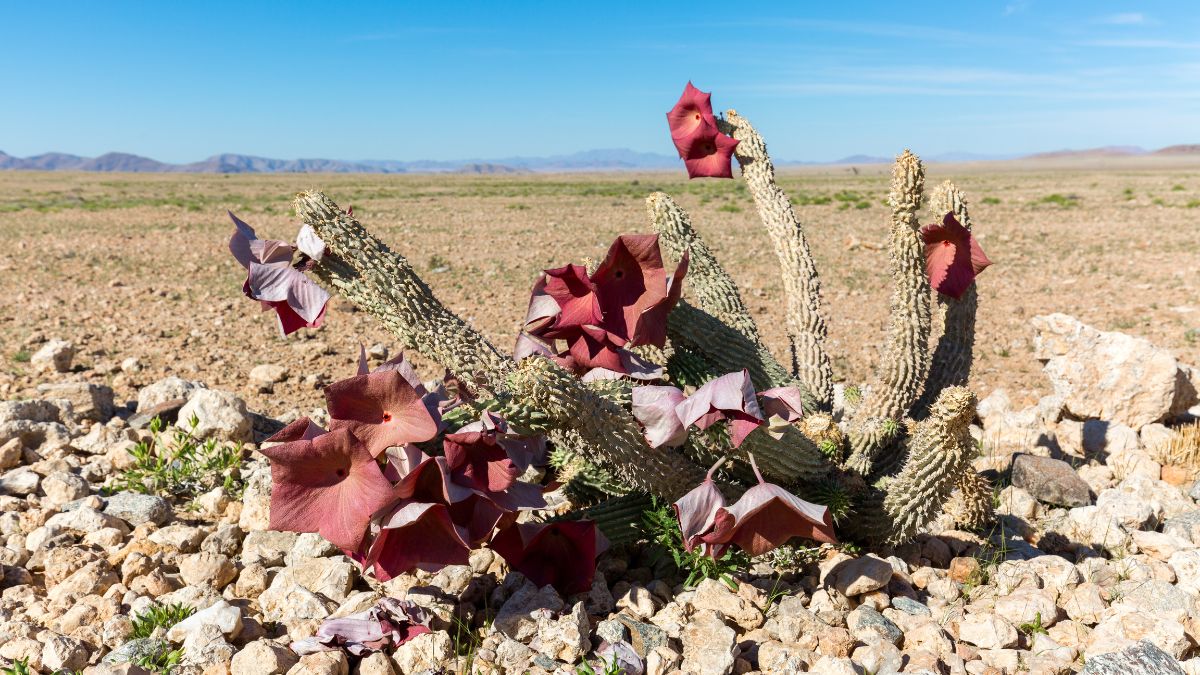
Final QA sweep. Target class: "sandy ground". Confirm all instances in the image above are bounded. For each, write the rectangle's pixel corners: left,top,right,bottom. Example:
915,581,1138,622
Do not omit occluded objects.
1,157,1199,418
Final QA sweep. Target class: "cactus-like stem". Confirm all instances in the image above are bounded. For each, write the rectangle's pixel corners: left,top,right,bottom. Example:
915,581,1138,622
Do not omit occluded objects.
646,192,761,342
559,492,656,548
878,386,976,543
846,151,932,474
942,470,995,532
720,110,834,410
294,190,706,500
506,356,706,498
911,181,979,419
295,191,513,391
668,301,806,397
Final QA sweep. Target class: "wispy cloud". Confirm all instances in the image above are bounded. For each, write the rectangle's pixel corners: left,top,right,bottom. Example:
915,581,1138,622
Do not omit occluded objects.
1004,1,1030,16
1077,38,1200,49
1097,12,1149,25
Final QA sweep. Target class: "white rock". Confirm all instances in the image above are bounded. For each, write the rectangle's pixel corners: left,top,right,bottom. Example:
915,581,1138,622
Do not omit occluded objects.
532,601,590,663
957,612,1019,649
230,639,298,674
137,375,205,411
250,364,289,386
1086,605,1190,660
177,389,253,442
167,599,243,642
31,339,75,373
680,609,736,675
827,554,894,596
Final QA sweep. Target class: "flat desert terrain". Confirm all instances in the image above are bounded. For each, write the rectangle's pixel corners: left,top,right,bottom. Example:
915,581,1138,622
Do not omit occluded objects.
2,157,1199,418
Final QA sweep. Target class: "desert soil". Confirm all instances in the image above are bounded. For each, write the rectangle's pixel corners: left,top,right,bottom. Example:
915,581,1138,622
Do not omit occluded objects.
1,158,1199,419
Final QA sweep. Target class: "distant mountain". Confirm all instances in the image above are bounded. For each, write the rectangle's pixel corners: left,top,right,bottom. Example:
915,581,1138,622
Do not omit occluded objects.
1024,146,1147,160
1154,144,1200,156
2,144,1196,173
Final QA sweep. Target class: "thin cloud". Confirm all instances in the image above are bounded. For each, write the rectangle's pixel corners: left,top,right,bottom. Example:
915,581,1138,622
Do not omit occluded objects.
1097,12,1149,25
1004,1,1030,16
1078,38,1200,49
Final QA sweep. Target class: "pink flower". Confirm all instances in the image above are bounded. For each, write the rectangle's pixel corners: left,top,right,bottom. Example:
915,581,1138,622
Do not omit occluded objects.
675,370,765,447
325,369,441,458
672,459,728,553
682,132,739,180
290,598,430,656
758,386,805,424
490,520,604,595
666,82,718,151
921,213,992,299
228,212,330,336
259,426,394,552
705,455,836,556
631,385,689,448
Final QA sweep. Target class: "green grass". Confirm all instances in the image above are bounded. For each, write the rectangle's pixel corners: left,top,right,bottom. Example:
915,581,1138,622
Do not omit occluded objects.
716,203,742,213
1039,193,1080,208
131,602,196,639
10,350,29,363
1187,200,1200,209
641,500,749,589
1018,612,1049,636
2,658,30,675
791,193,833,206
981,196,1001,205
105,416,245,500
1173,184,1186,191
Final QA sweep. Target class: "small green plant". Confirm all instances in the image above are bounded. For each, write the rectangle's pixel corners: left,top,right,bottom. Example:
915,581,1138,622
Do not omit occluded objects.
1039,193,1079,208
641,501,749,589
2,658,31,675
1122,187,1135,200
843,385,862,406
136,645,183,674
131,602,196,639
1173,184,1186,191
1186,328,1200,345
506,203,530,210
576,659,625,675
107,417,244,499
10,350,30,363
981,196,1001,205
716,203,742,213
427,254,451,273
1019,611,1049,636
1187,199,1200,209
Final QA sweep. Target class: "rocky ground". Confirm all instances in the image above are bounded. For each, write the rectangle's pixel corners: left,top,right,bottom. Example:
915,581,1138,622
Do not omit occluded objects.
7,303,1200,675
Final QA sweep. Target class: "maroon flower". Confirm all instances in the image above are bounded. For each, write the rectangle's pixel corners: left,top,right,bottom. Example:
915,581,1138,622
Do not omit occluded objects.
228,212,330,336
666,82,718,151
704,455,836,556
675,370,765,447
490,520,603,595
443,430,547,513
366,501,471,580
631,385,688,448
259,427,394,552
265,416,327,443
541,264,602,333
683,132,740,180
921,212,992,299
672,459,728,553
325,369,440,458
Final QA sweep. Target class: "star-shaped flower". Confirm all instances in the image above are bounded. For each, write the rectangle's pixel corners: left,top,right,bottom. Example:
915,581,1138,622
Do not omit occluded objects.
675,370,765,447
921,212,992,299
325,369,441,458
259,426,394,552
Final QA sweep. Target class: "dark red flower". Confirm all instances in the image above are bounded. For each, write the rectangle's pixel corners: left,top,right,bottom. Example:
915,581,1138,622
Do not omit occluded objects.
666,82,718,152
366,501,471,580
683,132,740,179
443,430,547,513
704,455,836,556
228,212,330,336
259,427,394,552
592,235,668,341
541,264,602,334
265,416,326,443
325,369,440,458
921,212,992,299
490,520,603,595
675,370,765,447
672,459,728,553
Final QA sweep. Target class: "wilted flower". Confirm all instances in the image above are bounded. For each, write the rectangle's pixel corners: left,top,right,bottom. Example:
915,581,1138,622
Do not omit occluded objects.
291,597,430,656
672,459,728,553
228,212,330,335
758,386,805,424
675,370,765,447
259,426,394,552
490,520,605,595
325,369,440,458
921,212,992,299
631,385,689,448
705,455,836,556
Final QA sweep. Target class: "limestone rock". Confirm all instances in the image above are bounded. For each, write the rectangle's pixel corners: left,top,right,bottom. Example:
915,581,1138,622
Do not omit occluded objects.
167,599,243,642
32,339,75,373
230,639,298,674
680,609,736,675
138,376,204,412
1082,639,1185,674
104,492,172,526
826,554,893,596
177,389,253,442
1011,454,1092,507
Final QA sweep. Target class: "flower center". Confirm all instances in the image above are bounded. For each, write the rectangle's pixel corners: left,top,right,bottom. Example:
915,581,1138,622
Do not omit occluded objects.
613,270,624,279
694,113,700,121
382,412,393,422
335,468,347,478
942,241,952,248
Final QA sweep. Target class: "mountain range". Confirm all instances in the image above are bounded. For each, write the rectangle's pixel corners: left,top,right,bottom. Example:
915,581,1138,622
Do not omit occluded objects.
0,145,1196,174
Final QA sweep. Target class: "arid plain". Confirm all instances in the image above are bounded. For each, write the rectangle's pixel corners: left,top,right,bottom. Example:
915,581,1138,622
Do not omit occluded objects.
2,157,1199,419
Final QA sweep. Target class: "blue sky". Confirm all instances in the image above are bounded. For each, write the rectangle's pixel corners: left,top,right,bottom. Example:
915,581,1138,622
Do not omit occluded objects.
2,1,1198,163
